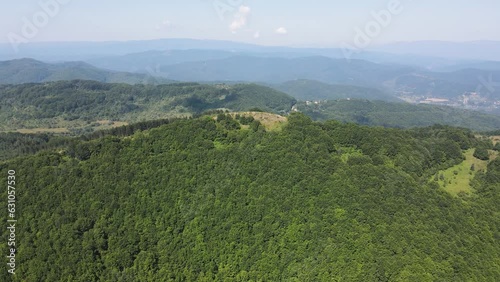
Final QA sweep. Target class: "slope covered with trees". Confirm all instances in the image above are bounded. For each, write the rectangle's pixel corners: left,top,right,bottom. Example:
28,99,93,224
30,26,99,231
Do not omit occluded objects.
1,113,499,281
272,79,397,102
0,59,175,85
3,80,500,135
0,80,296,133
0,132,72,161
298,99,500,131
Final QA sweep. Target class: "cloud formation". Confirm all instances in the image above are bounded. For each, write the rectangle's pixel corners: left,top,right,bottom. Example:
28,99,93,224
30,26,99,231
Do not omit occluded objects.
275,27,288,34
229,6,251,33
156,19,173,31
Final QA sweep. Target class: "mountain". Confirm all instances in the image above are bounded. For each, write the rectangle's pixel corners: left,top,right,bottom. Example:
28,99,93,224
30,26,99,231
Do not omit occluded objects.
432,68,500,87
391,68,500,100
85,49,331,74
1,113,499,280
3,38,500,72
0,59,174,85
150,55,500,101
3,79,500,133
372,40,500,61
0,38,302,61
3,40,499,104
429,60,500,72
2,80,499,134
86,50,237,73
297,99,500,131
158,55,415,86
272,79,397,102
4,38,498,68
0,80,296,134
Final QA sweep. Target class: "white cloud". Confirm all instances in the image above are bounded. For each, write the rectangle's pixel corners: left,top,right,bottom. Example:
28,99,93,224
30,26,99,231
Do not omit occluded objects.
253,31,260,39
239,6,251,14
229,6,251,33
156,19,173,31
275,27,288,35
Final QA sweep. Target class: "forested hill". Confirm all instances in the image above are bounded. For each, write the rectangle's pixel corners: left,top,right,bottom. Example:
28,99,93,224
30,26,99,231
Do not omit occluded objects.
1,113,499,281
272,79,397,102
298,99,500,132
0,80,296,133
0,59,174,85
3,80,500,135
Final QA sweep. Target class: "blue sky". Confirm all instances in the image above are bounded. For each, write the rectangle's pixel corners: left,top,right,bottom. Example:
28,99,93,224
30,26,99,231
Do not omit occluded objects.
1,0,499,46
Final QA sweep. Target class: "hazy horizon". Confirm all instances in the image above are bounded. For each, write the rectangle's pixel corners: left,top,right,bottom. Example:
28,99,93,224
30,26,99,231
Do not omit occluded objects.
2,0,500,47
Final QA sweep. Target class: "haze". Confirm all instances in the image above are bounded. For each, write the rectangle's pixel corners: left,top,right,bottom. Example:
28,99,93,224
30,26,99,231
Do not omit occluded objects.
1,0,500,47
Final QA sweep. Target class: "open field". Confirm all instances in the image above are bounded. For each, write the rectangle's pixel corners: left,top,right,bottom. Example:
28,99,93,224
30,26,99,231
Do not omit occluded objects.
94,120,130,130
434,149,489,196
1,120,131,135
491,136,500,145
16,128,70,134
230,112,288,131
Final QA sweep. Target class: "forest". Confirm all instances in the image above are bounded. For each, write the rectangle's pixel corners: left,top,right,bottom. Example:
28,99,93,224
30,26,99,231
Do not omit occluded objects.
1,112,499,281
297,99,500,131
0,80,296,133
2,80,500,136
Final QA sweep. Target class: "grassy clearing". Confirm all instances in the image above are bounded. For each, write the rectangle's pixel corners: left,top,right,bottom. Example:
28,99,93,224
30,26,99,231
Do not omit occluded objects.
16,128,70,134
93,120,129,130
491,136,500,145
230,112,288,131
433,149,489,196
491,150,499,160
2,120,131,135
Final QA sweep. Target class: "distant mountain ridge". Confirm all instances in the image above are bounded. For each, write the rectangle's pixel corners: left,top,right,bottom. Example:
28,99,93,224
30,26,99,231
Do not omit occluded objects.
372,40,500,61
2,38,500,66
2,56,499,104
297,99,500,131
0,58,174,85
157,55,415,86
86,50,237,73
271,79,397,102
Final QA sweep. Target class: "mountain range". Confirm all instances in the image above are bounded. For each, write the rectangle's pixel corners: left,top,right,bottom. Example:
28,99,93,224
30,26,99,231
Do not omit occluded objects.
0,58,174,85
1,55,499,106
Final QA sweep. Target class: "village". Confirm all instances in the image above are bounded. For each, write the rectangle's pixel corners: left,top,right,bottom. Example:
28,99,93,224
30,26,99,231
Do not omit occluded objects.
398,91,500,114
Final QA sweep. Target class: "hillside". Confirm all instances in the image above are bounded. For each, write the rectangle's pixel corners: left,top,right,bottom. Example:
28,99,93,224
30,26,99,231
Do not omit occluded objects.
151,55,499,100
0,80,296,134
158,55,415,86
3,56,499,104
297,99,500,131
0,59,174,85
2,80,500,135
1,113,499,280
272,79,397,102
87,50,237,73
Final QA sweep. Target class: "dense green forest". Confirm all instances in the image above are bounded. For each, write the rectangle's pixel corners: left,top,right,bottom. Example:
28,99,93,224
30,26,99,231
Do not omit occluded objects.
2,80,500,136
1,113,499,281
0,118,180,161
0,132,73,161
0,80,295,133
298,99,500,131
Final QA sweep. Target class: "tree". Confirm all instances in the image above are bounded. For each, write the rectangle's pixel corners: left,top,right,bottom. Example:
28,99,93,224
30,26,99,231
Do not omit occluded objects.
473,148,489,161
493,142,500,151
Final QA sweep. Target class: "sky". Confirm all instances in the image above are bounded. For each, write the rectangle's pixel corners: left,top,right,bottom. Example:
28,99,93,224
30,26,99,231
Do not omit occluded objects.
1,0,500,47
